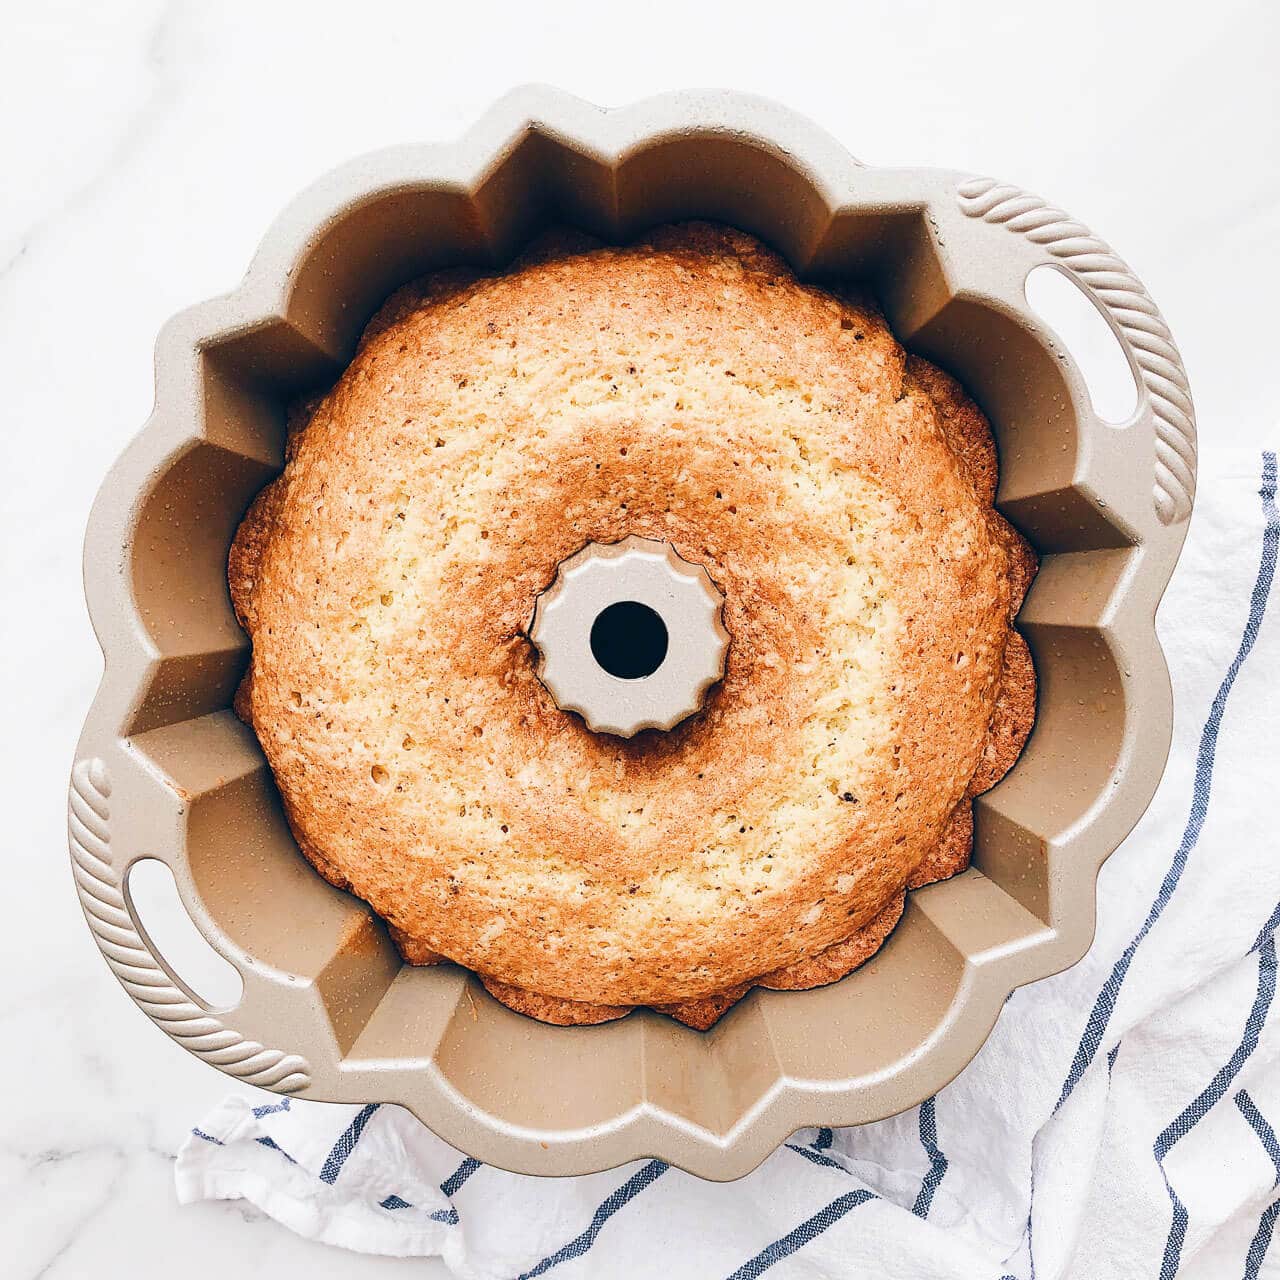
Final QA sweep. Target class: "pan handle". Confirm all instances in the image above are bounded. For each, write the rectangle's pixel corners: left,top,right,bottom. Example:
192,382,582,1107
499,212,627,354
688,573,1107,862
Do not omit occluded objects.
956,176,1196,527
68,757,311,1093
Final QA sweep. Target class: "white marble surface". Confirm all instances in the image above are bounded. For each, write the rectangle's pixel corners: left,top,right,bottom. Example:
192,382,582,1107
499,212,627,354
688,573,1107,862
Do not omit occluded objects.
1,1,1276,1275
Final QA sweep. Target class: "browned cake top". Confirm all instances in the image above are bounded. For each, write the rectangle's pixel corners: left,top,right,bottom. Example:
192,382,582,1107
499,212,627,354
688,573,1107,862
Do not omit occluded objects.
230,223,1034,1011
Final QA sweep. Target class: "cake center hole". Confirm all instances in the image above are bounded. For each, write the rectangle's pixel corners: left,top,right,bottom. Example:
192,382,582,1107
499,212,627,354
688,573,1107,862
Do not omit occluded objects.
590,601,668,680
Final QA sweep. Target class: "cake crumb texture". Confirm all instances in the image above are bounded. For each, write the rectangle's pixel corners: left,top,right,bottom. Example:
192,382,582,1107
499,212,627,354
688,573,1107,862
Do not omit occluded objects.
230,223,1036,1022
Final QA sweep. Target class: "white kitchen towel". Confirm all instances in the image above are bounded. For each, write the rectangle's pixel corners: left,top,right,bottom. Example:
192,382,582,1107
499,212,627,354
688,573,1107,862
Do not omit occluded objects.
177,445,1280,1280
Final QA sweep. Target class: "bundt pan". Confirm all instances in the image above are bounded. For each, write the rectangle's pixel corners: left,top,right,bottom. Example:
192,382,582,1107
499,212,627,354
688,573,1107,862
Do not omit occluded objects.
70,87,1196,1180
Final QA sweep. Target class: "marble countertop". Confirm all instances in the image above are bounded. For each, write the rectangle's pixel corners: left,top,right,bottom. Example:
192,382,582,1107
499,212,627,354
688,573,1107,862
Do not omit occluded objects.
3,1,1276,1275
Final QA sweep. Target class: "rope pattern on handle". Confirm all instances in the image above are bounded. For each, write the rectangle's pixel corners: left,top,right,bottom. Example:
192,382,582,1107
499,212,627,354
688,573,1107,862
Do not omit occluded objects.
68,758,311,1092
957,176,1196,525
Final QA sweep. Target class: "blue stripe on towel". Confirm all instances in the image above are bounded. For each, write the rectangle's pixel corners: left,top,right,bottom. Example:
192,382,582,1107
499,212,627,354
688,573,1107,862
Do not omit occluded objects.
252,1098,291,1118
911,1096,948,1219
1252,902,1280,955
319,1103,380,1185
1237,1088,1280,1280
1026,1165,1038,1280
723,1190,877,1279
1056,451,1279,1115
515,1160,669,1279
379,1193,457,1224
1010,453,1278,1280
793,1090,947,1218
1155,938,1278,1278
255,1135,297,1165
373,1155,480,1231
1244,1201,1280,1280
440,1155,482,1197
191,1128,223,1146
786,1143,851,1173
1236,1091,1280,1181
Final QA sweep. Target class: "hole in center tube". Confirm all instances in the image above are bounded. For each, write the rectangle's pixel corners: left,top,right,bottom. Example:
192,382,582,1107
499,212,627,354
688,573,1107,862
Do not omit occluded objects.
590,601,669,679
1025,264,1139,425
125,858,244,1010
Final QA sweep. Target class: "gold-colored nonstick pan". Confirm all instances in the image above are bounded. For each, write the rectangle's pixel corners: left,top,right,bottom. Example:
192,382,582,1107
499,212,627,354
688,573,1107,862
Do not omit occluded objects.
70,87,1195,1180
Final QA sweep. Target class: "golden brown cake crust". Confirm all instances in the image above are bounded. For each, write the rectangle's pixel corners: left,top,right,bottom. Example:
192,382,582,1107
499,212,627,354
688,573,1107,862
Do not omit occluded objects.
968,630,1036,796
906,801,975,892
229,223,1037,1027
654,983,755,1031
468,789,1005,1027
756,892,906,992
478,975,632,1026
